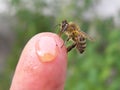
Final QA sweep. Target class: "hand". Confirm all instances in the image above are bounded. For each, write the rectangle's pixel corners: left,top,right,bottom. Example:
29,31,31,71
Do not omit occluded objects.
10,32,67,90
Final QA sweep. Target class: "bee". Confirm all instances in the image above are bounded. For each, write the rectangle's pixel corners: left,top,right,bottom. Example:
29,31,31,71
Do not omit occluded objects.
59,20,94,53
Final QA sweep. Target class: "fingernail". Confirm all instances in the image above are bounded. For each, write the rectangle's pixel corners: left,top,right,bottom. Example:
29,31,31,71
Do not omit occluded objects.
36,36,58,62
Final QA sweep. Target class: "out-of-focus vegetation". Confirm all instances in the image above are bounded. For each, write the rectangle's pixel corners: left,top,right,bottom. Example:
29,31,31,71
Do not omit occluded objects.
0,0,120,90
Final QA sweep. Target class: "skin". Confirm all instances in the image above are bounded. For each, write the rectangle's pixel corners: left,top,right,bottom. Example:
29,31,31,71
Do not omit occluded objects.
10,32,67,90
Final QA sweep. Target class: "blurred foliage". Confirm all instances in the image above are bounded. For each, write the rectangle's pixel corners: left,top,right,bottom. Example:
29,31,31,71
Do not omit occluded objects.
1,0,120,90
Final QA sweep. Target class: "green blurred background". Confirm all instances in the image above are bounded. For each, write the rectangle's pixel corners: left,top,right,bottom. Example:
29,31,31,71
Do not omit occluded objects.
0,0,120,90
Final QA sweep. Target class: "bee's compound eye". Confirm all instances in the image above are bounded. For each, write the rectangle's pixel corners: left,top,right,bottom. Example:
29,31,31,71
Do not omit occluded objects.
61,20,68,32
62,20,68,25
62,23,66,27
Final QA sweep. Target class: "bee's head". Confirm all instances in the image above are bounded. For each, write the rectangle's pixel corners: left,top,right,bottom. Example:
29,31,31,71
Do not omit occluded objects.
59,20,68,36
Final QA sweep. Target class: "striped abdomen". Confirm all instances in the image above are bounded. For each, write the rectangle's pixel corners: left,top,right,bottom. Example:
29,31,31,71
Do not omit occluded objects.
76,36,86,53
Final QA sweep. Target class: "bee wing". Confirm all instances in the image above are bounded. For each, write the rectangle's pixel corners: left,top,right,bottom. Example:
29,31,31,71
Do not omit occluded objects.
80,30,95,41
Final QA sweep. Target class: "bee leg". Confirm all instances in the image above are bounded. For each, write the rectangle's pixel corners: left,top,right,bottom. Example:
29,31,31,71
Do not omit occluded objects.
67,43,76,52
61,37,70,48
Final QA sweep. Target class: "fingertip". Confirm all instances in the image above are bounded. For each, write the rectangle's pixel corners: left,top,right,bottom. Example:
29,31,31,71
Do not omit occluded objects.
35,32,66,62
10,32,67,90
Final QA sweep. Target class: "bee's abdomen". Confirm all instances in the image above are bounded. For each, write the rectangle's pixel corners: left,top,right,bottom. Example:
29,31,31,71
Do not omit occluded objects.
77,37,86,53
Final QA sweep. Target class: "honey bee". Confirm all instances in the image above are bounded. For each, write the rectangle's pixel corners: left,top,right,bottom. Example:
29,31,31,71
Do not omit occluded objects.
59,20,94,53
